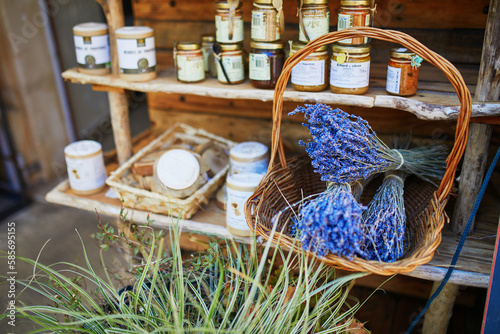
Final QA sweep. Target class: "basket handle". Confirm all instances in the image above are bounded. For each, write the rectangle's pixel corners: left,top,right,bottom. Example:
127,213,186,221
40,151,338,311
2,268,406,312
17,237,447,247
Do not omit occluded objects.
268,26,472,202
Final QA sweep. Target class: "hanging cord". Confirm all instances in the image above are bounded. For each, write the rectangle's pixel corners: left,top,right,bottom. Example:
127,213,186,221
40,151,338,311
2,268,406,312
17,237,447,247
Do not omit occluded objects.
406,146,500,333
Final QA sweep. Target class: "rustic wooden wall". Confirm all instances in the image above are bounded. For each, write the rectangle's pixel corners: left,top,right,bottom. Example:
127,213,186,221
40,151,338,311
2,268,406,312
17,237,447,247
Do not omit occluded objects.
131,0,489,149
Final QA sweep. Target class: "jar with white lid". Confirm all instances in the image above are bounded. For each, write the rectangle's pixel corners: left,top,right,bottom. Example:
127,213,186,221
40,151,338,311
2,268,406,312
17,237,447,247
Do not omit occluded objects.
115,26,157,82
217,43,245,84
229,141,269,175
330,43,371,95
64,140,107,195
73,22,110,75
153,149,207,199
176,41,205,83
290,42,329,92
226,173,264,236
251,0,280,42
215,1,244,44
298,0,330,42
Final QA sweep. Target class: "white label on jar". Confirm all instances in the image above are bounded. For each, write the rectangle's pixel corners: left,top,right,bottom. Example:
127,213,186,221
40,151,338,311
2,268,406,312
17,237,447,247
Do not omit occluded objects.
330,59,370,88
66,154,107,192
299,12,330,42
230,157,269,175
117,36,156,73
74,35,110,69
217,55,244,83
337,13,371,44
201,47,210,72
386,65,402,94
226,187,254,231
251,11,279,41
291,59,325,86
177,55,205,82
215,15,244,43
249,53,271,80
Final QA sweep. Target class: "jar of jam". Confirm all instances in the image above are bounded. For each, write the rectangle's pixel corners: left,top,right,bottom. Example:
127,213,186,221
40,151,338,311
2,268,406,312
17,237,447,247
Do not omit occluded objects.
175,42,205,83
298,0,330,42
249,41,285,89
217,43,245,84
330,43,371,95
201,35,215,74
386,47,422,96
337,0,372,45
215,1,244,44
290,42,329,92
251,0,280,42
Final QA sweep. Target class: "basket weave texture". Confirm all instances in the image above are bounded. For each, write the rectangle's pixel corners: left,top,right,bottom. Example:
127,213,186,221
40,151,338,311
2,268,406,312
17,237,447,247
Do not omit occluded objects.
244,27,472,275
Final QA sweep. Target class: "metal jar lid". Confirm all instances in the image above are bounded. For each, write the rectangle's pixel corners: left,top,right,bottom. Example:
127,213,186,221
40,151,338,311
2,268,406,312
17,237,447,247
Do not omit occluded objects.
340,0,371,6
332,43,371,54
215,1,243,9
254,0,274,5
290,41,328,53
250,41,284,50
302,0,329,5
220,43,243,51
201,35,215,43
177,41,201,51
390,47,416,60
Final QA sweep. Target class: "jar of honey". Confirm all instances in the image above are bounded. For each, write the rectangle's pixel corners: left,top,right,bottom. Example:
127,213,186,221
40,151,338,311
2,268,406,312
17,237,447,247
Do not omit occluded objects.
215,1,244,44
251,0,280,42
175,41,205,83
386,48,421,96
330,43,371,95
217,43,245,84
337,0,372,45
290,42,329,92
299,0,330,42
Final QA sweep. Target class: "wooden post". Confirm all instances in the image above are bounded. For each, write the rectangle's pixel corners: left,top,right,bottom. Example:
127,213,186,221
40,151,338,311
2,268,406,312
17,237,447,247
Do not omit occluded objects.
96,0,132,164
422,282,460,334
452,0,500,235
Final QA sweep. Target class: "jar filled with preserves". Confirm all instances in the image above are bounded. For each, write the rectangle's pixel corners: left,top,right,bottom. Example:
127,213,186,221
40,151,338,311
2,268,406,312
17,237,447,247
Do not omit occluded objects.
175,41,205,83
215,1,244,44
337,0,372,45
217,43,245,84
249,41,285,89
386,47,422,96
298,0,330,43
330,43,371,95
290,42,329,92
251,0,280,42
201,35,215,74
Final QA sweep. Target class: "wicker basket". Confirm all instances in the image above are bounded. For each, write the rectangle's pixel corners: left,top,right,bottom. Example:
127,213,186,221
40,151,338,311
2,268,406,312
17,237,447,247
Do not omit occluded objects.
244,27,472,275
107,123,235,219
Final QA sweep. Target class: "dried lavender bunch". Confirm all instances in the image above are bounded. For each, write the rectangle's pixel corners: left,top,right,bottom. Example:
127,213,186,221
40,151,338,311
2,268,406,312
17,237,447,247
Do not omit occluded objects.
296,183,366,259
289,103,448,184
360,170,407,262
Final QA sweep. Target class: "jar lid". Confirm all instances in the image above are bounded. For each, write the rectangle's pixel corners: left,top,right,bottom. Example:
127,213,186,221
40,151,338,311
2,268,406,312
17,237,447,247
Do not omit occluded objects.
254,0,274,4
215,1,243,9
302,0,329,4
201,35,215,43
340,0,371,6
73,22,108,35
227,173,264,192
220,43,243,51
290,41,328,52
332,43,371,54
156,149,201,190
64,140,102,158
250,41,284,50
177,41,201,51
230,141,268,162
115,26,153,39
390,47,416,60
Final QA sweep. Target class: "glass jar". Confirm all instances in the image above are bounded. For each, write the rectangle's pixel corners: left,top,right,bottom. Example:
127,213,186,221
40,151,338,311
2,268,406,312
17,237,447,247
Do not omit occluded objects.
73,22,110,75
386,47,421,96
299,0,330,42
251,0,280,42
217,43,245,84
201,35,215,74
330,43,371,95
290,42,329,92
215,1,244,44
175,41,205,83
337,0,371,45
249,41,285,89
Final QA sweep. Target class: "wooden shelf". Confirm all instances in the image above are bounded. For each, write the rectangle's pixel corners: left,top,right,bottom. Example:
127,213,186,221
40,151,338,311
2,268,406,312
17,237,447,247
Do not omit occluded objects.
46,176,498,288
62,65,500,121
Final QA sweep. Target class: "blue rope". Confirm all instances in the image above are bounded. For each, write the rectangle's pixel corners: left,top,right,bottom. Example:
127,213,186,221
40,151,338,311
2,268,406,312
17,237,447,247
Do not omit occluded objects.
406,146,500,333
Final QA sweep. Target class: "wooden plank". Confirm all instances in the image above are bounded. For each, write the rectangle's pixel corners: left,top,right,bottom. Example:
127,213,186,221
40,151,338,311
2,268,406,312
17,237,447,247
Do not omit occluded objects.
62,67,500,120
132,0,489,29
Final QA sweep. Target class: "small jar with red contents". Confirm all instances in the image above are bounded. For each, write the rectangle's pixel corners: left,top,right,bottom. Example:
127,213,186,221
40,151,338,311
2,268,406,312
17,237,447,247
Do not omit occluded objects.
386,47,422,96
